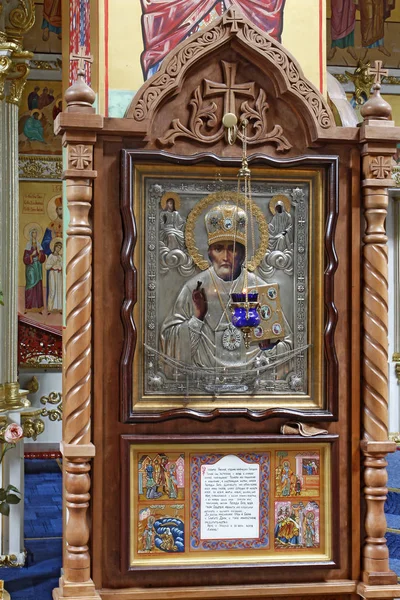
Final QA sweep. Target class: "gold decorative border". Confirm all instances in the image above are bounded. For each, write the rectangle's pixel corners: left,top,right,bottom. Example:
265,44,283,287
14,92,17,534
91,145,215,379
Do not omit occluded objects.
19,154,62,180
128,441,332,568
130,163,326,413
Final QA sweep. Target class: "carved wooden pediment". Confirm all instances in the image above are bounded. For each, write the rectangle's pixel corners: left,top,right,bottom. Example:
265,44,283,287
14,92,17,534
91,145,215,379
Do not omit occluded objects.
125,5,335,153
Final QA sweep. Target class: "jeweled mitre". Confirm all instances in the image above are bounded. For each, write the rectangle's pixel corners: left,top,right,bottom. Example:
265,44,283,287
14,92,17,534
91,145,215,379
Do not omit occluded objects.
205,204,247,246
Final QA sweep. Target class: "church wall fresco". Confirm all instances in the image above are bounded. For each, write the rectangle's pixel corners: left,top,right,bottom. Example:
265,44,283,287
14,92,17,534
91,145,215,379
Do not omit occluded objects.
106,0,324,117
18,181,63,332
17,0,64,361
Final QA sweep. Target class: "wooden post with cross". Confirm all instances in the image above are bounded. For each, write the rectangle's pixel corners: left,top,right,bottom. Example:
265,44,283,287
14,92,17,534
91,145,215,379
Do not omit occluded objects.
52,51,103,600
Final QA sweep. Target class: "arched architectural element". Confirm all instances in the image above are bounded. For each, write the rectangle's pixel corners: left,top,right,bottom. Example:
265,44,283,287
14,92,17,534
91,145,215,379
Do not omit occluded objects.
125,6,335,149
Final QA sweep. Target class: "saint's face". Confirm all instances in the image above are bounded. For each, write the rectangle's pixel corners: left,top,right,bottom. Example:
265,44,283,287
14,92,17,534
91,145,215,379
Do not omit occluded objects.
208,241,244,281
56,205,63,219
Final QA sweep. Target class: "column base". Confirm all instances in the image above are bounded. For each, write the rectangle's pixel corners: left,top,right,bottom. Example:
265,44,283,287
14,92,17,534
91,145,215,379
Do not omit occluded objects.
362,570,398,585
357,582,400,598
0,382,30,411
53,577,101,599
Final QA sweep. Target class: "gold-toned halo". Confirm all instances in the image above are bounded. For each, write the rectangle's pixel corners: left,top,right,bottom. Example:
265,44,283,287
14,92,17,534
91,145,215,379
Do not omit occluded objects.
161,191,181,210
47,194,63,221
24,222,43,241
50,236,63,253
269,194,291,215
30,109,42,119
185,190,269,271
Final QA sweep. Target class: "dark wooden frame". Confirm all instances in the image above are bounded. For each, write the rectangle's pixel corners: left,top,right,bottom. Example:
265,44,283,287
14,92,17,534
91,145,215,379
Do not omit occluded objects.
120,151,339,423
120,433,340,575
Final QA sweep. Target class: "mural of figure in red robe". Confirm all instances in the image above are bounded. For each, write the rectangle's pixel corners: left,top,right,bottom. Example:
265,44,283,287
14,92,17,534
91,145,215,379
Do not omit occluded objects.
140,0,287,79
23,227,46,313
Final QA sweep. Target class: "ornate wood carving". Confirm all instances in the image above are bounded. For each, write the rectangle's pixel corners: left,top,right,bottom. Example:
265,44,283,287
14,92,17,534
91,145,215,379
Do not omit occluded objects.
158,61,292,151
125,6,335,144
53,66,102,600
360,83,399,586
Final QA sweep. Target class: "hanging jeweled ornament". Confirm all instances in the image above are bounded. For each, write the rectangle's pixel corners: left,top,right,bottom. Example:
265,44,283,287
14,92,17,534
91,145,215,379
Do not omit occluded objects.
223,115,262,348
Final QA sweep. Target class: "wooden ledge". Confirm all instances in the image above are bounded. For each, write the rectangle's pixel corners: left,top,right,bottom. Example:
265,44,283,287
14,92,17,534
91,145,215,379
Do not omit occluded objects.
98,581,358,599
357,583,400,598
60,442,96,458
360,440,397,454
54,112,104,135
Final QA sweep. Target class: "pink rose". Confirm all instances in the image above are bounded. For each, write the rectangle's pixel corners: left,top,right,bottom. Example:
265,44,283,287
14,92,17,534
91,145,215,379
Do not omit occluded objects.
4,423,23,443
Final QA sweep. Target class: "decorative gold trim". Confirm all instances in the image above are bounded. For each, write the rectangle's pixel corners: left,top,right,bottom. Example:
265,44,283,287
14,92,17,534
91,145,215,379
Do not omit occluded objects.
21,410,45,440
6,61,30,105
389,432,400,444
0,382,30,411
129,441,332,567
392,166,400,188
185,190,269,271
18,155,63,180
30,58,62,71
5,0,36,46
132,164,325,413
0,56,12,100
0,552,26,567
26,376,39,394
40,391,62,422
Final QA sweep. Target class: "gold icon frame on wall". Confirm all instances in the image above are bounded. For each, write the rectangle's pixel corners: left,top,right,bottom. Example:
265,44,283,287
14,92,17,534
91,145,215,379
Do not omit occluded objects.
121,438,337,570
120,156,338,421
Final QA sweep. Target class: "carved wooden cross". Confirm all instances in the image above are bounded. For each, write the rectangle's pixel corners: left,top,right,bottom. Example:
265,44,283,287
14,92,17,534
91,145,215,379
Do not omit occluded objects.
204,61,255,116
70,45,93,72
369,60,388,85
223,5,243,33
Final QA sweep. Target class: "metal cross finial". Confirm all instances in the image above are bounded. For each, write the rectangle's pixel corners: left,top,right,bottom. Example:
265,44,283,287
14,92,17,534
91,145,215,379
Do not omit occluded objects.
369,60,389,85
70,45,93,73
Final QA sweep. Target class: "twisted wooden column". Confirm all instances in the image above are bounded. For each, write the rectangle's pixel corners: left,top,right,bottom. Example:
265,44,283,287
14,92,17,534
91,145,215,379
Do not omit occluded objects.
53,65,103,600
358,83,399,594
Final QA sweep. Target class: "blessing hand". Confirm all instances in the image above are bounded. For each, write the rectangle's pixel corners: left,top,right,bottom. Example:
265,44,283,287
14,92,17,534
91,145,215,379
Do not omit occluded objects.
192,281,207,321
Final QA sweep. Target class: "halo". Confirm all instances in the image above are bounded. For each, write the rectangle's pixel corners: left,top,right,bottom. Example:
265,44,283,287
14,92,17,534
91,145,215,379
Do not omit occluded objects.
161,191,181,210
185,191,269,271
306,511,315,520
30,109,42,119
50,236,63,253
23,222,43,241
269,194,291,215
47,194,63,221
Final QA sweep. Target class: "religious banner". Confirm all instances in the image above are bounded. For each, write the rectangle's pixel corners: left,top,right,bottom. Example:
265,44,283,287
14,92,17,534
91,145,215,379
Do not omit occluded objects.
18,181,63,333
125,441,334,568
121,161,337,419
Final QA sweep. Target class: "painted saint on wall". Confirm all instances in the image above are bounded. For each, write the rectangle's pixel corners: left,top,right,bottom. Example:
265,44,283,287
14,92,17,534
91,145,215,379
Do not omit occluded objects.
327,0,398,66
23,225,46,314
19,183,63,330
140,0,287,79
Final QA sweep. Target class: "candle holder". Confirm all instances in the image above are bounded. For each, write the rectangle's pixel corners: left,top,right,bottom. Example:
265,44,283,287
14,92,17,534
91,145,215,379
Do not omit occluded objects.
230,292,260,348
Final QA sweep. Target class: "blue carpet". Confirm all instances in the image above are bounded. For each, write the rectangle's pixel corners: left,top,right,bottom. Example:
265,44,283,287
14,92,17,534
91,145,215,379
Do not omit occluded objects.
386,449,400,579
0,459,62,599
